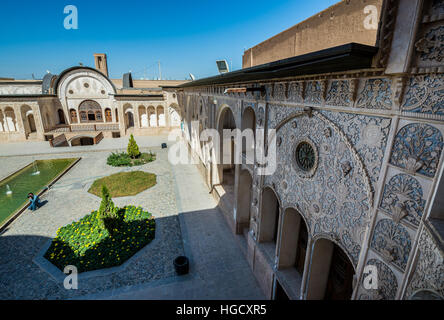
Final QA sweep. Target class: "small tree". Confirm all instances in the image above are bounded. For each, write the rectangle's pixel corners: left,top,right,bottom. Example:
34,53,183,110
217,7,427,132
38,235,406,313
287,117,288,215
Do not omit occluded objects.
98,185,119,234
127,134,140,159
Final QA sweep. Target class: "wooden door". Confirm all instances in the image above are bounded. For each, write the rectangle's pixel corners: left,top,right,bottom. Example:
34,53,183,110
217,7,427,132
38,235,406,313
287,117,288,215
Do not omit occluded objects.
295,221,308,274
105,109,112,122
324,245,354,300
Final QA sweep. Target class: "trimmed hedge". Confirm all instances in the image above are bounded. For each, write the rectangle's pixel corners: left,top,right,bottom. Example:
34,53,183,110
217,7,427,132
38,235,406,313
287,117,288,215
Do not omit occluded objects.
44,206,155,273
107,151,155,167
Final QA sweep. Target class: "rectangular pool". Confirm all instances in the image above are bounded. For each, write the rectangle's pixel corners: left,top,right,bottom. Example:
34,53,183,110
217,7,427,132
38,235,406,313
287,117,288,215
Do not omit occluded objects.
0,158,78,228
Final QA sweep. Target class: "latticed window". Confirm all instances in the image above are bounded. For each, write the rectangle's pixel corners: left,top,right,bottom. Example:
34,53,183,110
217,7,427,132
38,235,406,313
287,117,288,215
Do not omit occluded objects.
295,141,316,171
80,111,87,122
78,100,103,123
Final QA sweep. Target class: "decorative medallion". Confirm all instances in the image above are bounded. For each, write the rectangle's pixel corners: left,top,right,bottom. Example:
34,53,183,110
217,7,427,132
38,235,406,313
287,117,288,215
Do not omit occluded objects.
401,75,444,116
356,78,392,110
390,123,443,178
415,26,444,63
292,138,318,178
370,218,412,271
379,174,425,227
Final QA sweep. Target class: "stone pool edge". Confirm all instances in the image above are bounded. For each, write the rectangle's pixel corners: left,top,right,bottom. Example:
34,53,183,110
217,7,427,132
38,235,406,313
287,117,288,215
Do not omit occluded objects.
0,157,82,233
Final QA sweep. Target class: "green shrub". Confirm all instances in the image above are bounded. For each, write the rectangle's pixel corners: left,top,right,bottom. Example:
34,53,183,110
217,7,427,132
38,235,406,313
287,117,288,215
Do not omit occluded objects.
127,134,140,159
44,206,155,273
107,152,131,166
107,151,156,167
98,185,121,234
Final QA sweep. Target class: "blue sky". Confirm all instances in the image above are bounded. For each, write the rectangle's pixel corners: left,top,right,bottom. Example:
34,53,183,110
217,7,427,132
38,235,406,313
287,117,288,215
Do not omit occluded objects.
0,0,339,80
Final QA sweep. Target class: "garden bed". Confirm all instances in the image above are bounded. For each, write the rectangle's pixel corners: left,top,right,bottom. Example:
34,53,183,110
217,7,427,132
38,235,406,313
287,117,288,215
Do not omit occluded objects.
88,171,157,198
44,205,155,273
107,151,156,167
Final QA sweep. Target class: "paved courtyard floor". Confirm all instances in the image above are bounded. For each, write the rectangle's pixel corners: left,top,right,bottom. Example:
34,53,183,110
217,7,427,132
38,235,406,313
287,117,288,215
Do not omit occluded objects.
0,139,264,299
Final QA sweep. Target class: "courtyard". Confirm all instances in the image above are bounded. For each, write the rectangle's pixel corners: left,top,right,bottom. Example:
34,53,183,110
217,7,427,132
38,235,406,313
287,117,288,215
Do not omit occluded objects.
0,136,263,299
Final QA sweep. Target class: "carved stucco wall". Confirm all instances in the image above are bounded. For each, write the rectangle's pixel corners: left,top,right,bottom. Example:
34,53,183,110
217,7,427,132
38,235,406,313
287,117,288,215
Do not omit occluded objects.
264,106,391,266
404,227,444,299
179,69,444,299
0,84,42,95
174,0,444,300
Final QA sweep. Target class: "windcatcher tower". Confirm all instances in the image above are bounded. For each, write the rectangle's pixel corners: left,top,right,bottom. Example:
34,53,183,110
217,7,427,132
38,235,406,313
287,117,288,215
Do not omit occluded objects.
94,53,109,77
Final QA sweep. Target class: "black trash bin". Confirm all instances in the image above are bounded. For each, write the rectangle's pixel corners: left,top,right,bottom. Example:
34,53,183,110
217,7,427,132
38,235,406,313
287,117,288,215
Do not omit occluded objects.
174,256,189,275
161,143,167,149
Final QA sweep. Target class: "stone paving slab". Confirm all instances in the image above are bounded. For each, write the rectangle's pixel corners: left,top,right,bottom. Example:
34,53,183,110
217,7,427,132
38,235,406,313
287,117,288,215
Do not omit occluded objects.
0,138,264,300
0,148,184,299
83,154,264,300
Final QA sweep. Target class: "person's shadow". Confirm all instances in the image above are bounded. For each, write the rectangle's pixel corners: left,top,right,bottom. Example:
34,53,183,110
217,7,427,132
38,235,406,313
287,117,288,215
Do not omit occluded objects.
28,199,48,211
39,200,49,208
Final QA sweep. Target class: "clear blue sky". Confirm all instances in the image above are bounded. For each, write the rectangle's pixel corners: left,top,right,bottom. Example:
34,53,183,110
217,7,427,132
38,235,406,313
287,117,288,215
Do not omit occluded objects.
0,0,339,80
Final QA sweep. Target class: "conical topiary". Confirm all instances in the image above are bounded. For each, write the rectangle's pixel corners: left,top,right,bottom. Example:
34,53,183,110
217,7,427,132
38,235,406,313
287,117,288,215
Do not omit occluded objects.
98,185,119,234
127,134,140,159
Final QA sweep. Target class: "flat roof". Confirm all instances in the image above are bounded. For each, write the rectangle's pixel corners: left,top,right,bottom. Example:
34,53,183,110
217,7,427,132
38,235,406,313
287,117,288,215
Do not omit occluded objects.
177,43,378,88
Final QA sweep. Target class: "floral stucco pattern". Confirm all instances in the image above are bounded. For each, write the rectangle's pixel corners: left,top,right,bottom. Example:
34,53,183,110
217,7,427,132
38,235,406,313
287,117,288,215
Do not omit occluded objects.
321,110,391,188
288,81,304,103
359,258,398,300
401,75,444,115
389,123,443,178
356,78,392,110
326,80,351,107
264,107,392,265
415,26,444,63
379,174,426,227
405,228,444,299
305,81,323,105
370,218,412,271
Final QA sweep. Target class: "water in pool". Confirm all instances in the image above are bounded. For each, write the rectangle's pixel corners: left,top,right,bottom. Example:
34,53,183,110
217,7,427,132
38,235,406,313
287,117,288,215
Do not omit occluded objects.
0,158,77,227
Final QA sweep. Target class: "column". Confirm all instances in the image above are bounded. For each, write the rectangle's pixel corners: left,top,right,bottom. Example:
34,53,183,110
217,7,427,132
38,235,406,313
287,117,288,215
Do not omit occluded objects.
14,104,26,139
300,236,314,300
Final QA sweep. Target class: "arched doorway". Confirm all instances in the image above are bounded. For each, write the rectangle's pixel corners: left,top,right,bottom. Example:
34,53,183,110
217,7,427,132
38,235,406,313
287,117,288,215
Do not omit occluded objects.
306,239,355,300
105,108,112,122
139,106,148,127
58,109,66,124
70,109,78,123
20,105,35,136
217,107,237,186
79,100,103,123
157,106,165,127
148,106,156,127
27,114,36,132
279,208,309,273
169,105,181,127
126,111,134,128
4,107,17,132
241,107,256,161
237,169,253,236
259,187,280,246
0,110,4,132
